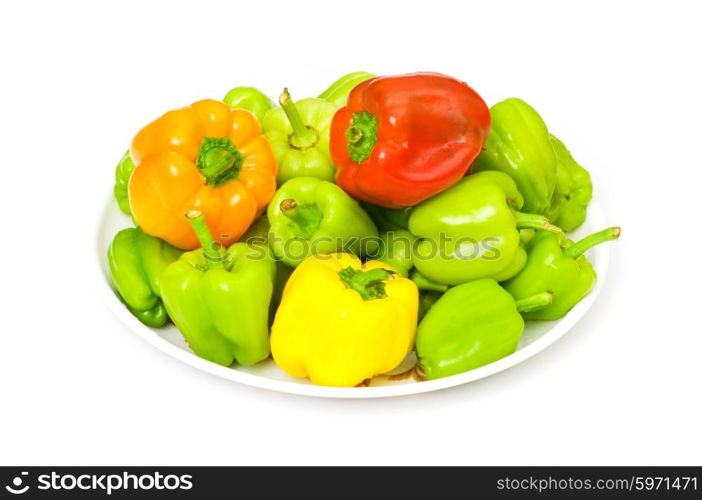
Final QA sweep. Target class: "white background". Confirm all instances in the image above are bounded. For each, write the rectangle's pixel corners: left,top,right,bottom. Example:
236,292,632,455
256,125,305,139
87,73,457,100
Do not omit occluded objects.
1,0,700,466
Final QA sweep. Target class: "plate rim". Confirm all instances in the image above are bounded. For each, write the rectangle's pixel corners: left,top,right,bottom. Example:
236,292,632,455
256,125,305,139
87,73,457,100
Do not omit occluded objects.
95,195,610,399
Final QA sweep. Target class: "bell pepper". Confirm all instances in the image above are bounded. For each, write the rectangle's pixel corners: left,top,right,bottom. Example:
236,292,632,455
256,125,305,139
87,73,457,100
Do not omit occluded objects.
372,230,450,291
545,135,593,232
129,99,277,250
270,253,418,387
503,226,620,320
318,71,375,108
262,88,337,184
240,215,295,323
267,177,379,267
159,211,276,366
373,229,416,277
239,214,270,244
473,97,557,214
113,151,136,216
330,72,491,208
417,290,443,323
107,227,182,327
416,279,553,379
361,202,412,232
519,229,536,245
223,86,274,123
410,270,449,292
409,171,561,286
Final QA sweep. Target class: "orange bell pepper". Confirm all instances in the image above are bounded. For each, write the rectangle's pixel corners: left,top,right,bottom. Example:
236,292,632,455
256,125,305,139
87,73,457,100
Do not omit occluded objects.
129,100,277,249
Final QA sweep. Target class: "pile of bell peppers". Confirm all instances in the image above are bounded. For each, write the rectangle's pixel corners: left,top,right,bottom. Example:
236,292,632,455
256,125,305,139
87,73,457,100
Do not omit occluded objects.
107,71,619,387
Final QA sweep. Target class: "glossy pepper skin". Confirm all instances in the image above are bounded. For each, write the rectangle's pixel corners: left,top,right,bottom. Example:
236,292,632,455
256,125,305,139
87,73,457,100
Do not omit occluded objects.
410,270,449,292
129,99,277,250
318,71,375,108
223,86,274,123
473,98,557,214
417,290,443,323
267,177,378,267
416,279,553,379
504,227,620,320
409,171,561,286
262,89,337,184
113,151,136,216
240,215,294,324
545,135,593,232
361,203,412,232
330,72,491,208
108,227,182,327
160,211,276,366
373,230,416,277
271,253,418,387
372,231,450,291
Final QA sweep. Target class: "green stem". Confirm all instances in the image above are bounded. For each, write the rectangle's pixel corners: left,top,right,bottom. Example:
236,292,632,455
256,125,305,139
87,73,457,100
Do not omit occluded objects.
279,88,317,149
338,266,395,300
516,291,553,313
410,270,449,292
196,137,244,187
280,199,323,239
347,126,363,144
512,210,562,234
346,111,378,163
564,226,621,260
185,210,224,270
280,198,299,219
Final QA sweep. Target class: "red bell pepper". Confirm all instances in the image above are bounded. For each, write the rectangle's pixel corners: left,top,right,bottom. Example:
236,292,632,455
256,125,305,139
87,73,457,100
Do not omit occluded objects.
330,73,491,208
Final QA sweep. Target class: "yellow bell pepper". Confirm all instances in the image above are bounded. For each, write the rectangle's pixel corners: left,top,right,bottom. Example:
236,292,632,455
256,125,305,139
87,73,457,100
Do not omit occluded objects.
271,253,418,387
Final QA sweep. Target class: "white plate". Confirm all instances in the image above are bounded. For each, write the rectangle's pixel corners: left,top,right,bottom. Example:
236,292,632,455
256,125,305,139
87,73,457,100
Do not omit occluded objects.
96,196,610,398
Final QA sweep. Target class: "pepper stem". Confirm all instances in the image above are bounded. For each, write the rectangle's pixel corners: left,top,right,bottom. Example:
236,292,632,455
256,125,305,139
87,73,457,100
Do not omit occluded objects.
512,210,562,234
347,126,363,144
410,270,449,292
338,266,395,300
279,88,318,149
185,210,225,270
564,226,621,260
280,198,299,218
280,199,323,239
196,137,244,187
346,111,379,163
516,291,553,313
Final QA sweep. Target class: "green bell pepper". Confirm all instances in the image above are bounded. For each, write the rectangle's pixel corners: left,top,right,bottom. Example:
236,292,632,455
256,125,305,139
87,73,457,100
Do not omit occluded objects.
545,135,593,232
417,290,443,323
361,202,412,232
409,171,561,285
473,98,557,214
372,230,449,294
267,177,379,267
318,71,375,108
373,229,415,277
240,215,294,322
160,211,276,366
519,229,536,245
222,86,274,123
410,270,449,292
108,227,182,327
262,88,337,184
503,226,620,320
416,279,553,379
239,215,270,244
113,151,136,216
